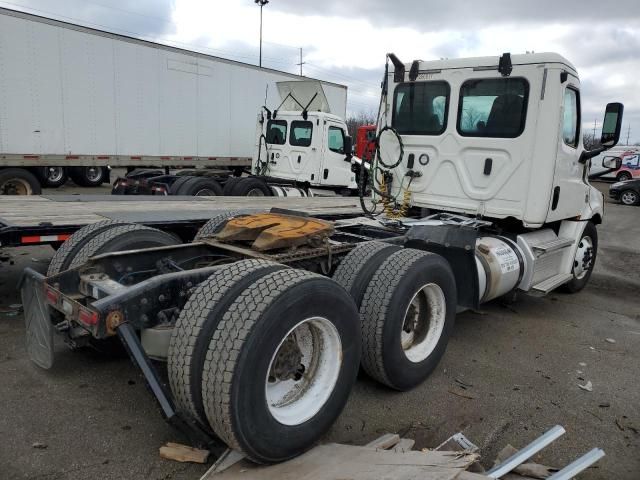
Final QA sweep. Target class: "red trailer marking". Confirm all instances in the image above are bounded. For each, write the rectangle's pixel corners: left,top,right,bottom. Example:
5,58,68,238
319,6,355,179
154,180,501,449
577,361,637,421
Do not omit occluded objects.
21,234,71,244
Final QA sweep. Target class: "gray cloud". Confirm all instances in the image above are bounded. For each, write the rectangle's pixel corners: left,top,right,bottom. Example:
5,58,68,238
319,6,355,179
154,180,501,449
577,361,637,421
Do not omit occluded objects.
268,0,640,30
7,0,175,37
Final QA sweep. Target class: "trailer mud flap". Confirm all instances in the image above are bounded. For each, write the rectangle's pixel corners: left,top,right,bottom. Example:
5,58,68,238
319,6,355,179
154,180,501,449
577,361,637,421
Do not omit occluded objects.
20,268,54,369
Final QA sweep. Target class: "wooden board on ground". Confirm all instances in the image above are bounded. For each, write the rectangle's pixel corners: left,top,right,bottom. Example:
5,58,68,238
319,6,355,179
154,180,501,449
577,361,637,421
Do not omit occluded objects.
202,443,480,480
159,442,210,464
0,195,368,227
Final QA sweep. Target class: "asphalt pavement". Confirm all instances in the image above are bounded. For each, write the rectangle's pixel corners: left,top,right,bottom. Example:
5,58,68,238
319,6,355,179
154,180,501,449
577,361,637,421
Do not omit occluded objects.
0,181,638,479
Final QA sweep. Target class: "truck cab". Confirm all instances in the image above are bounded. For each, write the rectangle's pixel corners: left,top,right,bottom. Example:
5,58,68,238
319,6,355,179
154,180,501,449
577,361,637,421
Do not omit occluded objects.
258,111,356,190
253,81,358,193
378,52,622,228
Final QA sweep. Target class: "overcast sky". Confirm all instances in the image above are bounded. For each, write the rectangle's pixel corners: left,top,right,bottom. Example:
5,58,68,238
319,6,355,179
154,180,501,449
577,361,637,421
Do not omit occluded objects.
4,0,640,143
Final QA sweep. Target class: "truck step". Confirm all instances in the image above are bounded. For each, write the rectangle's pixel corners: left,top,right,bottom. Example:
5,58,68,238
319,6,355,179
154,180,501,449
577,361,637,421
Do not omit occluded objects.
532,237,573,254
531,273,574,295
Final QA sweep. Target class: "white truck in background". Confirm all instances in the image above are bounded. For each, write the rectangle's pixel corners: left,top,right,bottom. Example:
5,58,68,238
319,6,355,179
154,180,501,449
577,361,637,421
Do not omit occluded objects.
0,7,347,194
113,81,362,197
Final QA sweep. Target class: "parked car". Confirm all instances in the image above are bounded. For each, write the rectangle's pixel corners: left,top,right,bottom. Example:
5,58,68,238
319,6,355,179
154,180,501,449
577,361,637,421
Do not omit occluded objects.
609,178,640,206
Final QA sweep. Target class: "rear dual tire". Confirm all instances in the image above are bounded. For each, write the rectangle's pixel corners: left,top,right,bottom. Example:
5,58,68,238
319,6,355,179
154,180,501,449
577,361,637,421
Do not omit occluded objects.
69,166,108,187
334,243,456,391
169,266,360,464
35,166,68,188
0,168,41,195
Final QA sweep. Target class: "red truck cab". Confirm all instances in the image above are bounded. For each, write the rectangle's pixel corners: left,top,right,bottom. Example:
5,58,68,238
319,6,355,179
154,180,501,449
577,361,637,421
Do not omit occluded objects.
355,125,377,162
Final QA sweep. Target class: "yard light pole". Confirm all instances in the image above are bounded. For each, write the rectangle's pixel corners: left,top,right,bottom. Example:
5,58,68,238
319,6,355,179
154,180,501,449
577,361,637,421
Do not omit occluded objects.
255,0,269,68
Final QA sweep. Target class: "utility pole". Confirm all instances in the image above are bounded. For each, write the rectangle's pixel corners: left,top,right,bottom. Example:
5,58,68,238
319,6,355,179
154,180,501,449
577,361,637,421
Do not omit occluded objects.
626,124,631,145
296,47,306,76
255,0,269,67
592,119,597,139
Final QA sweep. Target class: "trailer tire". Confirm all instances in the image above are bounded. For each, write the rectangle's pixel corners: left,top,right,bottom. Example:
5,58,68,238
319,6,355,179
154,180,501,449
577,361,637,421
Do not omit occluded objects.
232,177,272,196
47,220,129,275
332,241,401,308
561,221,598,293
168,260,287,424
68,224,180,269
35,166,68,188
0,168,41,195
168,175,195,195
201,270,360,463
194,209,264,240
69,166,107,187
222,177,243,195
176,177,223,196
359,248,456,391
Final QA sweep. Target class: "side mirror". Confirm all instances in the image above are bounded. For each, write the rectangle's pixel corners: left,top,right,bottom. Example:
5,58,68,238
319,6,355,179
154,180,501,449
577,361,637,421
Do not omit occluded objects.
602,156,622,170
600,102,624,148
344,135,353,161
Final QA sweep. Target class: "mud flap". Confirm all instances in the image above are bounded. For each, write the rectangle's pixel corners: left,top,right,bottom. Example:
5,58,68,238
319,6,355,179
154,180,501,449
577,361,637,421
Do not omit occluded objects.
20,268,54,369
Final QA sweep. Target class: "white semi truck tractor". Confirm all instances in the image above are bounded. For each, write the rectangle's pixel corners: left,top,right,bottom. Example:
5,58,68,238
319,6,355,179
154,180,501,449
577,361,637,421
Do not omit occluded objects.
22,52,622,465
114,81,363,197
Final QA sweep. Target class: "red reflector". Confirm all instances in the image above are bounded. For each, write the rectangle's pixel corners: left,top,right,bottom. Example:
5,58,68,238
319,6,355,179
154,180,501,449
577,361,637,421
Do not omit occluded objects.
45,286,59,305
78,308,98,326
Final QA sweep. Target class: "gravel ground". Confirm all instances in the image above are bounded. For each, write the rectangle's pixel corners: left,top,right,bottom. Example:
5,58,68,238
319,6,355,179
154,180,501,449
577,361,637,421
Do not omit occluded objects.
0,181,638,479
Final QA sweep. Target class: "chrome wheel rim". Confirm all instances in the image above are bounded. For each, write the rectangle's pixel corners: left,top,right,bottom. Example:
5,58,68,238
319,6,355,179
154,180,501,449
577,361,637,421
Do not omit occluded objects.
573,235,594,279
85,167,103,182
265,316,342,426
400,283,446,363
47,167,65,183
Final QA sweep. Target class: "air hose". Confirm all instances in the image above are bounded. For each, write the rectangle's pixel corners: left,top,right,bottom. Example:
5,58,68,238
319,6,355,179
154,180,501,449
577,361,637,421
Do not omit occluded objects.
358,125,407,216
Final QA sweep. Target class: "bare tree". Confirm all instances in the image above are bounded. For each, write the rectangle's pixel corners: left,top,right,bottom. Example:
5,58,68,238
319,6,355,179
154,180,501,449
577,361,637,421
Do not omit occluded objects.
582,132,600,150
346,111,376,138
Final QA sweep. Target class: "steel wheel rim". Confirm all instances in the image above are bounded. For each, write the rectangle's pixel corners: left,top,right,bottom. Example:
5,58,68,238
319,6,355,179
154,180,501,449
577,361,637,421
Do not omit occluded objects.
246,188,265,196
265,316,342,426
400,283,446,363
621,191,637,205
85,167,103,182
47,167,64,183
573,235,594,279
0,178,32,195
195,188,217,196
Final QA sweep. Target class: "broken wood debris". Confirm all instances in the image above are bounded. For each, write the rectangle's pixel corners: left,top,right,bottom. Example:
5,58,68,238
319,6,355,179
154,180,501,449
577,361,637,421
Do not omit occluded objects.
159,442,210,464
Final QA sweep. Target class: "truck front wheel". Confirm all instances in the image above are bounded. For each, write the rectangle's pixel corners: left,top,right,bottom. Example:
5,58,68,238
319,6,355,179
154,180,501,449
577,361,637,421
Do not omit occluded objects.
201,270,360,463
562,221,598,293
359,248,457,391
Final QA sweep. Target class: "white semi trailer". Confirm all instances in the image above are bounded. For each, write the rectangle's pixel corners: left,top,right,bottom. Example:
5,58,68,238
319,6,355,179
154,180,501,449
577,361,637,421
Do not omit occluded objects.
22,52,621,468
0,7,346,193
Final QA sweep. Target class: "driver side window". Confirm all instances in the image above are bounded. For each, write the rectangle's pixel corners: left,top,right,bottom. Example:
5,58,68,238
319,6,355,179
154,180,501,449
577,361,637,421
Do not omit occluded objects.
328,126,345,154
